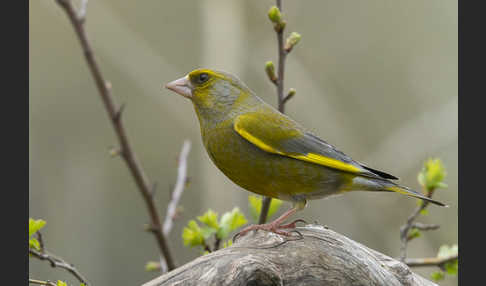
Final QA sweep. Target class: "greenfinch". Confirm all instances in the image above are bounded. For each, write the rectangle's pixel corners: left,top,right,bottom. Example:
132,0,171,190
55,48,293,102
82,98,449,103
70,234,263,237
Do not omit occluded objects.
165,68,445,237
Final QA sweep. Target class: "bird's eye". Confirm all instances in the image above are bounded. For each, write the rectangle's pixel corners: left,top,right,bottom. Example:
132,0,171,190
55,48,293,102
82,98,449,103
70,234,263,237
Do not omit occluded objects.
197,73,209,84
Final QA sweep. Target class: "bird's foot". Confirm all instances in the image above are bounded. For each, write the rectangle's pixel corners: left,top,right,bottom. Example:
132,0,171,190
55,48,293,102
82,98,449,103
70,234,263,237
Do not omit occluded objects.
279,219,307,229
233,219,306,242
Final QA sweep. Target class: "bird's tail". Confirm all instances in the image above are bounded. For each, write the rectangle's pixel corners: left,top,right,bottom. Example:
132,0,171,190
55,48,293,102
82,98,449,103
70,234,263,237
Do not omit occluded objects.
384,185,447,207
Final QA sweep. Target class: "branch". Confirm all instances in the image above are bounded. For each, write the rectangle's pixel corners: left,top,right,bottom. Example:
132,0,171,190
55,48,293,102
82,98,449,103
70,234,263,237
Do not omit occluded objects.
405,254,458,268
399,188,434,261
275,0,287,114
143,225,438,286
158,140,191,273
410,222,440,231
54,0,175,270
29,279,57,286
29,249,90,285
162,140,191,236
260,0,295,224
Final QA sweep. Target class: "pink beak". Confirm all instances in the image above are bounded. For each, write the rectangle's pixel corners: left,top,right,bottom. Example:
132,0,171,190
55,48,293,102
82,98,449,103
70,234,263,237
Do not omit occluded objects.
165,76,192,99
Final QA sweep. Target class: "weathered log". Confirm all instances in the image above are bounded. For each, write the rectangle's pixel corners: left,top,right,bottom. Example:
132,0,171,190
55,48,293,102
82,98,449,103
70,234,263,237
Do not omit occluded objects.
143,224,437,286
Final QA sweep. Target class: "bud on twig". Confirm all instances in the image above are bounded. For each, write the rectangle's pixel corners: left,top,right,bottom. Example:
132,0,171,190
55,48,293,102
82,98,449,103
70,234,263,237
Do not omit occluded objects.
268,6,281,23
283,88,296,103
284,32,302,52
268,6,286,32
108,146,121,157
145,261,161,272
265,61,277,84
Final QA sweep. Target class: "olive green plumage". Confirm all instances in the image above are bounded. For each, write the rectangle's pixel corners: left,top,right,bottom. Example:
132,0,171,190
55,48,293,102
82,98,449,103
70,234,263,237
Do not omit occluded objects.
166,68,445,208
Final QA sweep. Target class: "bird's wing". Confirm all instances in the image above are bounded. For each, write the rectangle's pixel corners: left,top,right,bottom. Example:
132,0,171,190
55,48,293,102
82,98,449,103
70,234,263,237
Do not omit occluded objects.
233,112,398,180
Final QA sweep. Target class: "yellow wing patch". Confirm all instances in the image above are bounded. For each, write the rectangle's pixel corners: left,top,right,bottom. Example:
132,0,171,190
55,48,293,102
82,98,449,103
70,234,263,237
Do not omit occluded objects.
234,116,362,174
234,123,284,154
290,153,361,173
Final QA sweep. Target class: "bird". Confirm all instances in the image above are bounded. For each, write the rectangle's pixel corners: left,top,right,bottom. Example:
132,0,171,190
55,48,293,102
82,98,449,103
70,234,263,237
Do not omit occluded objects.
165,68,446,238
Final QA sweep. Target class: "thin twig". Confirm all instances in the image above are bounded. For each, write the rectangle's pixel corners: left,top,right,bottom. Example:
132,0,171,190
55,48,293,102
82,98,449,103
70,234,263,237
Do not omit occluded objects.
36,231,45,252
399,187,435,261
259,0,288,225
29,249,90,285
405,254,458,268
54,0,175,270
163,140,191,236
203,241,212,253
29,278,57,286
275,0,287,113
410,222,440,231
213,237,221,251
159,140,191,273
398,186,458,268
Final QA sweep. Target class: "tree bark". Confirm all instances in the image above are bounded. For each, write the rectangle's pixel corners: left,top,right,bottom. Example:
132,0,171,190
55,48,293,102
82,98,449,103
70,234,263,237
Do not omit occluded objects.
142,225,437,286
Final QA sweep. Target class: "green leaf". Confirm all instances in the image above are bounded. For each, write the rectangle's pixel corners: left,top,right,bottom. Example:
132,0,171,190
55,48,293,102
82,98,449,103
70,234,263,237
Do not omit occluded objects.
437,244,458,258
217,207,247,239
444,260,458,275
419,208,429,216
29,218,46,237
417,158,447,190
57,281,67,286
431,271,445,281
248,195,283,223
200,226,217,240
145,261,160,272
182,220,204,247
268,198,283,219
248,195,262,222
408,228,421,240
222,239,233,248
437,244,458,276
417,172,426,188
197,209,219,229
437,182,448,188
29,238,40,251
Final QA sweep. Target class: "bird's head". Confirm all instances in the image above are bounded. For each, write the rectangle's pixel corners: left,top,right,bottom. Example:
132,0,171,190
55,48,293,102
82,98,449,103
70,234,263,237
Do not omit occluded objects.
165,69,258,122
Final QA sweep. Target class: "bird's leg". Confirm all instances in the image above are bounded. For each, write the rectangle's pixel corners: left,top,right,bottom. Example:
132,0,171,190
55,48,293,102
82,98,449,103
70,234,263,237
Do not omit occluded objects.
234,202,306,241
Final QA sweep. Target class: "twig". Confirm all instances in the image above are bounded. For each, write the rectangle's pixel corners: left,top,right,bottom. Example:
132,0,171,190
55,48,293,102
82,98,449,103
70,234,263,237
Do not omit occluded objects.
29,279,57,286
163,140,191,236
399,189,432,261
405,254,458,268
203,241,212,253
54,0,175,270
410,222,440,231
275,0,287,113
29,249,90,285
36,231,45,252
213,237,221,251
159,140,191,273
259,0,292,224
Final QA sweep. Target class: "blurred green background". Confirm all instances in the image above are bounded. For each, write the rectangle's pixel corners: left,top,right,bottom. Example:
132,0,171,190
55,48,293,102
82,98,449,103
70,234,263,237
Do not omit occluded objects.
29,0,457,285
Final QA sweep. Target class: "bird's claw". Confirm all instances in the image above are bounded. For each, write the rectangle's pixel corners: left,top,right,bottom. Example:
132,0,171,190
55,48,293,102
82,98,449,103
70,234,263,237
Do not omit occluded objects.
279,218,307,229
288,229,305,240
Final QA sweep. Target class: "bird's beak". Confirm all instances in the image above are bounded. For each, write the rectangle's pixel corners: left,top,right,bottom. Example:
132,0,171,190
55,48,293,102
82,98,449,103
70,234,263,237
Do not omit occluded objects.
165,75,192,99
